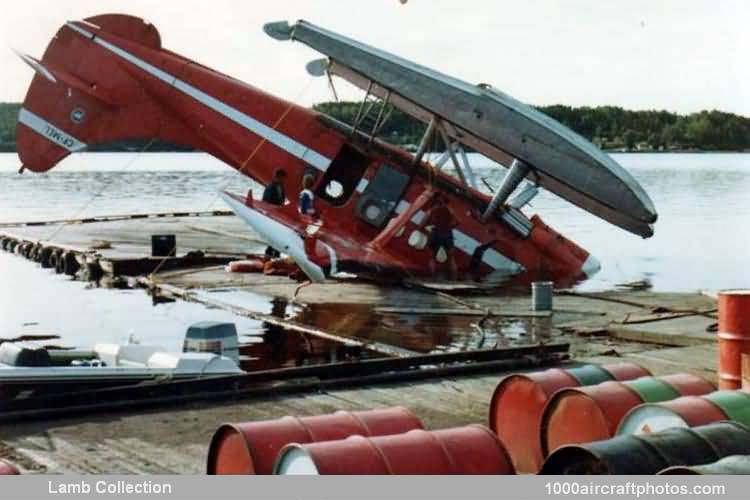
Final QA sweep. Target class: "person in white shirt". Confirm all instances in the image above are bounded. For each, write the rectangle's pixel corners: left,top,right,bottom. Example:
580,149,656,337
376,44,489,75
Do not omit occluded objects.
298,174,317,216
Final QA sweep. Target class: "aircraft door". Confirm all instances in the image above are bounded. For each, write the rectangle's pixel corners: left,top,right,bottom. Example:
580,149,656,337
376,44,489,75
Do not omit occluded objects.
355,164,410,228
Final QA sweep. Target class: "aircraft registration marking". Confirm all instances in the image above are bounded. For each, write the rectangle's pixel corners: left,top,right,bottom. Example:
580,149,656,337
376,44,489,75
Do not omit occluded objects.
17,108,87,152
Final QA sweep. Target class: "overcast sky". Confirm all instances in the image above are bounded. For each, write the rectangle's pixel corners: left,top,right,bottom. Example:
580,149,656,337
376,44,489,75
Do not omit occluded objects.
1,0,747,115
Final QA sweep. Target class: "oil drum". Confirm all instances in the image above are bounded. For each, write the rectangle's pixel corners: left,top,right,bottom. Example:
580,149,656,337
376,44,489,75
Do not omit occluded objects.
489,362,649,473
718,290,750,389
659,454,750,474
274,425,514,475
540,421,750,474
206,407,423,474
617,394,729,435
0,459,19,475
540,374,714,456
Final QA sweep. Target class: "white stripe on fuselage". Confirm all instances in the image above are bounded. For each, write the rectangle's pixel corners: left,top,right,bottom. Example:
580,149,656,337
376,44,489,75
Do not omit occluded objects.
394,198,523,273
17,108,87,152
65,21,332,172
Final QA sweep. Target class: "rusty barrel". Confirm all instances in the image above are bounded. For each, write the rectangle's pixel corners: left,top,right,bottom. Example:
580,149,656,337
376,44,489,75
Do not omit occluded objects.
659,454,750,474
743,354,750,390
489,362,650,473
616,390,750,435
540,421,750,474
0,459,19,475
541,373,715,456
206,407,423,474
718,290,750,389
274,425,514,475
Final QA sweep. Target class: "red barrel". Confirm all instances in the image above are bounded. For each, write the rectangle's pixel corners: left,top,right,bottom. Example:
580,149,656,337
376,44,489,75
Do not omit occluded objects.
718,290,750,389
206,407,423,474
489,362,650,473
742,354,750,391
541,374,714,456
0,459,19,475
274,425,515,475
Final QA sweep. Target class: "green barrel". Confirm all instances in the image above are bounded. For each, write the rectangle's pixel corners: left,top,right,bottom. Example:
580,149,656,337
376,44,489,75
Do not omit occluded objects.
624,377,681,403
704,390,750,426
565,365,614,386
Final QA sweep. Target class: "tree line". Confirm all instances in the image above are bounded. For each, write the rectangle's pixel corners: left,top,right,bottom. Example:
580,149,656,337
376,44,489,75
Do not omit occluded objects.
314,101,750,152
2,101,749,152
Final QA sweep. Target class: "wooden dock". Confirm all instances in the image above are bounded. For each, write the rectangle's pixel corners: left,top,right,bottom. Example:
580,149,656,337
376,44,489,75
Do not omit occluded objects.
0,212,724,473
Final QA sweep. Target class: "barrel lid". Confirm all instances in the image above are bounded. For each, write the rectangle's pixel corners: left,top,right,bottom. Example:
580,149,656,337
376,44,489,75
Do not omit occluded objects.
489,370,578,473
623,377,680,403
616,405,688,436
540,389,612,456
274,445,319,475
206,424,255,474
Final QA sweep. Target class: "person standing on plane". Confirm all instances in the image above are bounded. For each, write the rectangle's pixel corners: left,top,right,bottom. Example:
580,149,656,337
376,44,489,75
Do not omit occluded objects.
261,168,287,257
425,194,458,280
298,174,317,216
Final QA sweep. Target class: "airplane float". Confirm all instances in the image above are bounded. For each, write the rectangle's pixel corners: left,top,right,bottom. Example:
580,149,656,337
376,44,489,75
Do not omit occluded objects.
14,15,657,285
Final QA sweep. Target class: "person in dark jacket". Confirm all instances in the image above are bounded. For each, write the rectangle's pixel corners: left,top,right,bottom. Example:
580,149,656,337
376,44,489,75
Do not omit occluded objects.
425,194,458,280
262,168,287,257
262,168,287,206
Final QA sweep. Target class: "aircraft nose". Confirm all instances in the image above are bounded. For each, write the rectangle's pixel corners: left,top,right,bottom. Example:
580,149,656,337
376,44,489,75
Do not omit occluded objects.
581,253,601,278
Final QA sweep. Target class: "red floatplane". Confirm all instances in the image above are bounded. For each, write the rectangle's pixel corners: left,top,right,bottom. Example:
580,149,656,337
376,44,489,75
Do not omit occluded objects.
14,15,657,285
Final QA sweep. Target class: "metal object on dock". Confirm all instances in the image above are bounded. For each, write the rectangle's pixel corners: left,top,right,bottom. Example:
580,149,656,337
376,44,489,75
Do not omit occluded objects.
488,362,650,473
274,424,515,475
151,234,177,257
0,342,52,367
659,454,750,475
207,407,423,474
540,421,750,475
617,390,750,436
540,374,715,457
183,321,240,364
718,290,750,389
531,281,554,312
0,459,20,475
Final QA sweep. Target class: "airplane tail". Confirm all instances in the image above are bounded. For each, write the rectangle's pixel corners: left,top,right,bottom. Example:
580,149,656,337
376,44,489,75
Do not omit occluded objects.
15,14,198,172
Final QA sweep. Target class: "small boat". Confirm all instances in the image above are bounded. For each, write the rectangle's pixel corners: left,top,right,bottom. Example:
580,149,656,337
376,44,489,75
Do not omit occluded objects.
0,321,243,398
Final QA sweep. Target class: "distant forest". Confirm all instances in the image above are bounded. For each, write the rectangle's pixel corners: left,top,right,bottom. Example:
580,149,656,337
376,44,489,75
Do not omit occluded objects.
2,101,749,153
314,101,750,152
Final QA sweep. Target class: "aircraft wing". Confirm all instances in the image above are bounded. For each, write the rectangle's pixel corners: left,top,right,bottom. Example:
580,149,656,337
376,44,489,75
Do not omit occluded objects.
264,20,657,238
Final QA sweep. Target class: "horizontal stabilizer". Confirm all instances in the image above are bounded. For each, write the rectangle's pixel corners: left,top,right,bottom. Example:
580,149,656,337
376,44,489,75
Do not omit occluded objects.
13,50,57,83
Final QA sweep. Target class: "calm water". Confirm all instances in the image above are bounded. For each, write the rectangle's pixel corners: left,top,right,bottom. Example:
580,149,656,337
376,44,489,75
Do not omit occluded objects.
2,151,748,291
1,151,749,351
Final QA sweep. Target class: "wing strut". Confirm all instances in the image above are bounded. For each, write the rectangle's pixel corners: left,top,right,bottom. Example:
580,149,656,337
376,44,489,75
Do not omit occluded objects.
411,116,437,166
481,159,531,223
